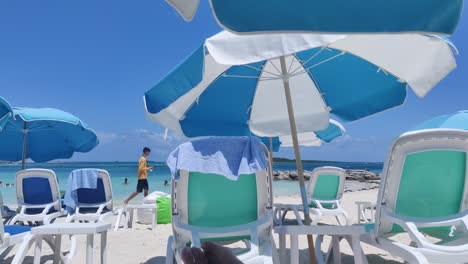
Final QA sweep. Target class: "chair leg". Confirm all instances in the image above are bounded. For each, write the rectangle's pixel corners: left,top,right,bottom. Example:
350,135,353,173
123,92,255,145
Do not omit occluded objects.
33,237,42,264
331,236,341,264
54,235,62,264
166,236,175,264
101,231,107,264
86,234,94,264
278,233,286,264
11,234,36,264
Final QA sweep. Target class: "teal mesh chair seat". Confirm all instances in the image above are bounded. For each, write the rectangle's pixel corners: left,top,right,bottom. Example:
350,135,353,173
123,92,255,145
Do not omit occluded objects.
187,172,258,242
358,130,468,264
309,174,340,209
302,167,349,225
389,150,466,239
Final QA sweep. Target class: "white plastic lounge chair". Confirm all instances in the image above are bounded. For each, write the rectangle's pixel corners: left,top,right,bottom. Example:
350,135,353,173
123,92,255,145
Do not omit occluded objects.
274,166,349,226
11,169,64,225
166,146,277,263
0,191,16,225
358,129,468,263
0,208,60,264
167,170,277,264
66,169,114,223
0,217,32,261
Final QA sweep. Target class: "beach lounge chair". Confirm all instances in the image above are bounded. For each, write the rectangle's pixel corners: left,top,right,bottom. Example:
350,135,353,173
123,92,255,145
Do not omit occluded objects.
307,167,349,225
358,129,468,263
274,166,349,226
0,205,59,264
11,169,64,225
0,216,32,261
65,169,114,223
166,138,278,264
0,191,16,225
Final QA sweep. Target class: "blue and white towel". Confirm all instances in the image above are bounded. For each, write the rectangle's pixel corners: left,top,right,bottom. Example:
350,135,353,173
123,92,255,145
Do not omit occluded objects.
63,169,99,212
167,136,268,180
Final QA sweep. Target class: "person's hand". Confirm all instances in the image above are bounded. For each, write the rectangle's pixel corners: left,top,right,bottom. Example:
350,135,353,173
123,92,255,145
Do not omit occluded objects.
149,167,154,170
202,241,243,264
180,242,243,264
181,247,208,264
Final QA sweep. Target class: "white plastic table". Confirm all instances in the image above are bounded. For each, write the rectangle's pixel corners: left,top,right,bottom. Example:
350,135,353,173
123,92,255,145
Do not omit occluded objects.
273,203,305,226
274,225,368,264
31,223,111,264
355,201,376,224
125,204,157,230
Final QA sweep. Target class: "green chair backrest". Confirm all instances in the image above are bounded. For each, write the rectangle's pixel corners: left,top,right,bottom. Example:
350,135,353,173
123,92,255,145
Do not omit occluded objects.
311,174,340,200
391,150,466,236
187,172,258,227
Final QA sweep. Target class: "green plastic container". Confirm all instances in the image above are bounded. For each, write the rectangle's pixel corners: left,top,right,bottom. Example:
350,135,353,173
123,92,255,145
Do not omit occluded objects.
156,197,172,224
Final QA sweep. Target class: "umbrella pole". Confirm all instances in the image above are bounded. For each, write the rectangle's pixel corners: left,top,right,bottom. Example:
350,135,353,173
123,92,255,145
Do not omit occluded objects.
269,137,274,172
279,56,317,264
21,121,27,170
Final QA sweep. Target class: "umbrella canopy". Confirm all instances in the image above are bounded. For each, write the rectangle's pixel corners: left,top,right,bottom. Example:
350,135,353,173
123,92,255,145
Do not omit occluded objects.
0,107,99,167
164,0,463,35
0,96,13,131
411,110,468,131
261,119,345,152
145,32,457,138
145,32,457,260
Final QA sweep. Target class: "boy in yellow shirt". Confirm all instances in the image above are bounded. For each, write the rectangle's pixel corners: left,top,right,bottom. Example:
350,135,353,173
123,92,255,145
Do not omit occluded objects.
124,147,154,205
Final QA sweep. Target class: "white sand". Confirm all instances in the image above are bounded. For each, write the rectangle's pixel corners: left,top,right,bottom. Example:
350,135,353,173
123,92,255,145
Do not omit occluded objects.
1,189,406,264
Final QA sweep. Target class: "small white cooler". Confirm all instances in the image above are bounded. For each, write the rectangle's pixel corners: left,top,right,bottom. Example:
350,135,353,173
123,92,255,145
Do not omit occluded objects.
137,191,170,224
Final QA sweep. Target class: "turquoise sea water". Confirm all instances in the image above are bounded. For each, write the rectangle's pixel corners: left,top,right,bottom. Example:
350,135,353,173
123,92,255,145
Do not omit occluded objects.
0,161,383,206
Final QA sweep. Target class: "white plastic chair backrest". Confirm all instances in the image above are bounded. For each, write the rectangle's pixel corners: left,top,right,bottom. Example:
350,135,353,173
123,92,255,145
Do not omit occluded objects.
74,169,113,210
0,190,5,217
98,170,113,209
307,166,346,204
171,139,273,226
16,169,61,212
0,192,4,244
375,129,468,235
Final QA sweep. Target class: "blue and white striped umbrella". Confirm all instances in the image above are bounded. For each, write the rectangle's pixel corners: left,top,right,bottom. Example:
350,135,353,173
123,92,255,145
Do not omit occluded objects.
145,32,457,138
262,119,345,152
0,96,13,131
145,32,457,234
411,111,468,131
0,107,99,168
164,0,463,35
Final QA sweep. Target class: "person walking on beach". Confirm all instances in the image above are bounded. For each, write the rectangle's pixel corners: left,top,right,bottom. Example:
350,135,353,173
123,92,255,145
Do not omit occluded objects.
124,147,154,205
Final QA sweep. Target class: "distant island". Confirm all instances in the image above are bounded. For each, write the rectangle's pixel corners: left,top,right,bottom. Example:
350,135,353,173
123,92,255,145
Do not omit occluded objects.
272,157,382,164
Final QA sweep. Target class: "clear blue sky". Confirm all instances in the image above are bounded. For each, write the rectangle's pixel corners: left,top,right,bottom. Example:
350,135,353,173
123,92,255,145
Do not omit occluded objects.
0,1,467,162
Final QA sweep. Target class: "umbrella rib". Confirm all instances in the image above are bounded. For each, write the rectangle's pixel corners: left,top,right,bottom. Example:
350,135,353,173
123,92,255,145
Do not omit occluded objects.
6,120,24,132
222,74,280,81
288,55,296,73
241,64,281,77
289,47,326,75
268,60,283,75
291,52,345,77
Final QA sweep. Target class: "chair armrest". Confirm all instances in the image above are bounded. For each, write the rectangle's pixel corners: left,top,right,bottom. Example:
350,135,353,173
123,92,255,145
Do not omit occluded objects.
76,200,112,215
0,233,10,248
311,199,339,210
382,209,468,252
18,200,59,215
173,214,272,248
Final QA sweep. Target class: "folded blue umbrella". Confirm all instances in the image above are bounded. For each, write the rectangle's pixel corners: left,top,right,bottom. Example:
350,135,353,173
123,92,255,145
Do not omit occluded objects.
411,110,468,131
0,96,13,131
164,0,463,35
0,107,99,168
